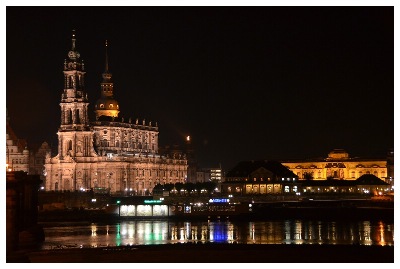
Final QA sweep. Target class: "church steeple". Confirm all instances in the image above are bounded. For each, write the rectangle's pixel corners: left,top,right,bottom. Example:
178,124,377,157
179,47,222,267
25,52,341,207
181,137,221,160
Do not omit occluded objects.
59,30,90,130
95,40,120,119
57,31,93,160
101,40,113,93
105,40,109,73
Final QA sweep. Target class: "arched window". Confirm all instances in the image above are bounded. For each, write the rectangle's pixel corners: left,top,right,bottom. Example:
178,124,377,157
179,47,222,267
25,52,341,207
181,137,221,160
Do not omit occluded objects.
76,109,80,124
102,139,109,147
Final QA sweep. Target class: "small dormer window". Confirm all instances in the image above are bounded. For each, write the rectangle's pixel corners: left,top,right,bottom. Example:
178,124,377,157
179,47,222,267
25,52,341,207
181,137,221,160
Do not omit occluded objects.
109,104,113,108
100,104,104,108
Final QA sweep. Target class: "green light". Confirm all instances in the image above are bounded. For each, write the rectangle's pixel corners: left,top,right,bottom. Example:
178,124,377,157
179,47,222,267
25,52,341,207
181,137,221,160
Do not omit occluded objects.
116,200,121,204
144,200,162,204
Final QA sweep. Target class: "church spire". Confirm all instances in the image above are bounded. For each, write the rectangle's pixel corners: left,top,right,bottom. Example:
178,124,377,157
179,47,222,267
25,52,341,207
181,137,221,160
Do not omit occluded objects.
105,40,109,73
102,40,112,83
71,29,76,51
95,39,119,119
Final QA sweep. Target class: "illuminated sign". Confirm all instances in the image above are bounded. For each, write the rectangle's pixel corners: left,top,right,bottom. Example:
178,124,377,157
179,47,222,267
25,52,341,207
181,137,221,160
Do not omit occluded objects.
144,200,162,204
209,198,229,203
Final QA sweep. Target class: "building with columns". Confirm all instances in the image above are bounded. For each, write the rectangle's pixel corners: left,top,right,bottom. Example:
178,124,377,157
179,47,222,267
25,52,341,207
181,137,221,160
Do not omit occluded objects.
44,32,187,195
281,149,393,188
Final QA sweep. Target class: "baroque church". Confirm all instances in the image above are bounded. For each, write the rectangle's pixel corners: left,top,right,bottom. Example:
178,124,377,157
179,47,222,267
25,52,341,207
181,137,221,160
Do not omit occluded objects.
44,32,188,195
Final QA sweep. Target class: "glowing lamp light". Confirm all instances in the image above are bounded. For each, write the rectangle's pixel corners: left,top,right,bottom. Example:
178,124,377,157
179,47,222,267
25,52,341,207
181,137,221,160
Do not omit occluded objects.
186,136,190,141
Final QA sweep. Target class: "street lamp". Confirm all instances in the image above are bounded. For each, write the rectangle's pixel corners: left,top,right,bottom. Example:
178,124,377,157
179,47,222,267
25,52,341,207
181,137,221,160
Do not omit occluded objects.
116,200,121,216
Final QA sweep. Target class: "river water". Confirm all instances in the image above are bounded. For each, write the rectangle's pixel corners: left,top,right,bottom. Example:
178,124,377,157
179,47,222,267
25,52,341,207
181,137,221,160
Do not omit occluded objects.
40,219,394,249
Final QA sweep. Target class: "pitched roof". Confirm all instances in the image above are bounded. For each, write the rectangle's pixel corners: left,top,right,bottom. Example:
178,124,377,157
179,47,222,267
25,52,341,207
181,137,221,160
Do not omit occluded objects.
6,123,27,153
226,160,298,178
356,174,389,185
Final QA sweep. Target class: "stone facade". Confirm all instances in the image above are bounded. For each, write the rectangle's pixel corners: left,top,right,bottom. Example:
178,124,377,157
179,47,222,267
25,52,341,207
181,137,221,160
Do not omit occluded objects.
29,142,52,184
44,32,187,195
282,149,391,186
6,111,29,173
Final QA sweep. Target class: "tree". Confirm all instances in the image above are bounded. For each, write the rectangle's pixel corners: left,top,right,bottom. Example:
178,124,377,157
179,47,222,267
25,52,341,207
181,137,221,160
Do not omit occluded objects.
185,182,196,195
303,172,314,180
203,181,217,194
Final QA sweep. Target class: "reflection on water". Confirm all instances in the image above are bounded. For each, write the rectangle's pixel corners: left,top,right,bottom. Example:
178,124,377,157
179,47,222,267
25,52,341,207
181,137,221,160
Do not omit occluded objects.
41,219,394,249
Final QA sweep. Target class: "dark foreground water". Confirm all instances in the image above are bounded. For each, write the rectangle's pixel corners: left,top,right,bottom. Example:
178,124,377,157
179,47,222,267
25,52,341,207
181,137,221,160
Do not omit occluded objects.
40,219,394,249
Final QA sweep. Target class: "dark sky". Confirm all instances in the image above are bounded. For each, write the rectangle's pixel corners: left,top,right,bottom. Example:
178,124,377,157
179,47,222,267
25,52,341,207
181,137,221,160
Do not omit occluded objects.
6,6,394,171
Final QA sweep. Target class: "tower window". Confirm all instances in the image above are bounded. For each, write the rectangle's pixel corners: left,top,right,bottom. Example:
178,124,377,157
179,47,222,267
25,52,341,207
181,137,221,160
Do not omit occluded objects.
76,109,80,124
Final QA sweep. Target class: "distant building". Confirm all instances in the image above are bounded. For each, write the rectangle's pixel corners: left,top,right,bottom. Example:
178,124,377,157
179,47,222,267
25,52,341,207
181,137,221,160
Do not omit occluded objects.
6,110,29,173
222,160,300,195
210,167,223,182
192,167,223,184
221,159,391,197
44,32,187,195
29,142,52,186
387,149,394,188
300,174,390,195
195,170,209,183
281,149,393,189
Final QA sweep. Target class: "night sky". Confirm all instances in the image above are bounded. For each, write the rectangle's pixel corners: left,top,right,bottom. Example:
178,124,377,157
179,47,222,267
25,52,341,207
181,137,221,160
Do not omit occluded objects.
5,6,394,171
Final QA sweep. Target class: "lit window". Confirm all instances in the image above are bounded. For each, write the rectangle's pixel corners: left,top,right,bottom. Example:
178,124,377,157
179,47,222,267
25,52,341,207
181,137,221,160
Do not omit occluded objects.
100,104,104,108
284,186,289,192
109,104,113,108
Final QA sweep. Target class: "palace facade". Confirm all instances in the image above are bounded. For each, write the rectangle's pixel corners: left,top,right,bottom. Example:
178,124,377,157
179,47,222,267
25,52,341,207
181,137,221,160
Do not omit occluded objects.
44,32,187,195
281,149,393,188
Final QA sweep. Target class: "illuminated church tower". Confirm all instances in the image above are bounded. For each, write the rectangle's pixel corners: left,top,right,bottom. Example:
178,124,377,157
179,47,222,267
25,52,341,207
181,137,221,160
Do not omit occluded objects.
94,40,120,119
58,30,94,159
